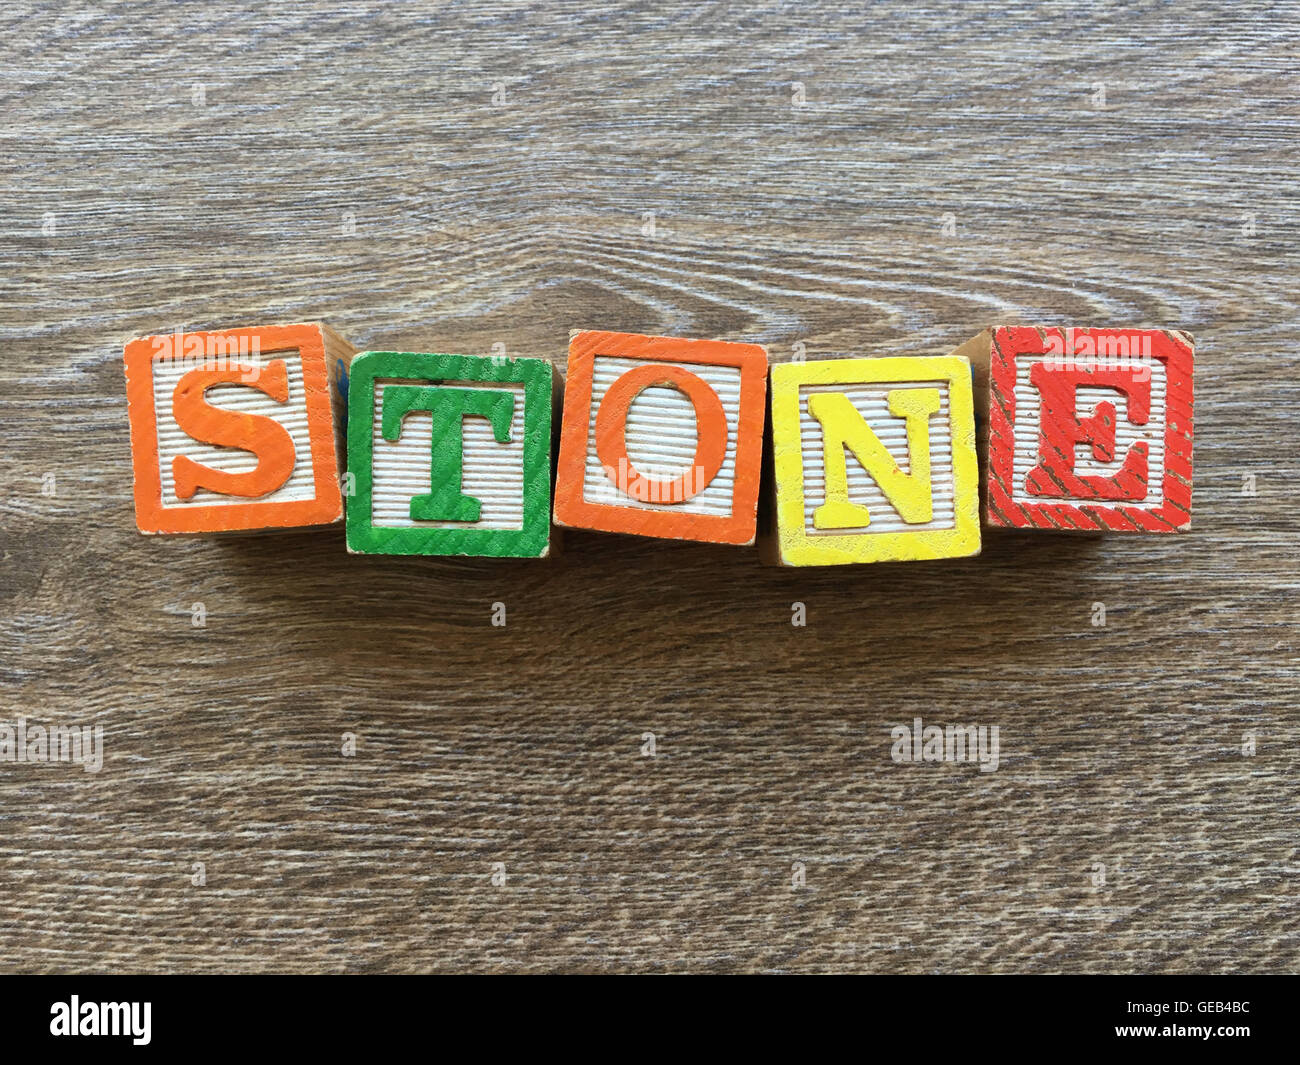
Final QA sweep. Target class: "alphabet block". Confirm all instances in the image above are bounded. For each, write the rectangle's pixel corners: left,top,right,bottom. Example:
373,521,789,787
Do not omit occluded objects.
344,351,555,557
124,323,356,534
767,356,981,565
553,330,768,545
952,327,1194,531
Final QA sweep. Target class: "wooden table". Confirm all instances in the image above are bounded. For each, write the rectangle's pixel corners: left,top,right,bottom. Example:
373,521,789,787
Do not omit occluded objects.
2,1,1295,973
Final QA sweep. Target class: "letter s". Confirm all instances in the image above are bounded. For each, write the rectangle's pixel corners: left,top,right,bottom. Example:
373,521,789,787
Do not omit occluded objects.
171,360,295,499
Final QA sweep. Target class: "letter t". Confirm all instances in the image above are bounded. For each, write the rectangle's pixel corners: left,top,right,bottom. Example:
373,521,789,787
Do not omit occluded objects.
381,385,515,522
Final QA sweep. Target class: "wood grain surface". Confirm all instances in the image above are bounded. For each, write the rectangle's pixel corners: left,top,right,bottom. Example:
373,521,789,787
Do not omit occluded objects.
1,0,1296,974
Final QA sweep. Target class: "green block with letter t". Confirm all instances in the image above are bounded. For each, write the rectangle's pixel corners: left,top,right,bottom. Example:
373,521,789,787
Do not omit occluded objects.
345,351,555,557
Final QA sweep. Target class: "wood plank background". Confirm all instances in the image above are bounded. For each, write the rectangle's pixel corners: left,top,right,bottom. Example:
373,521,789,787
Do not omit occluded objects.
2,0,1296,973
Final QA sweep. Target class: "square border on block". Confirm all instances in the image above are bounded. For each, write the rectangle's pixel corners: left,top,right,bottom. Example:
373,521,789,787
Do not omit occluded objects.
345,351,553,557
771,355,982,566
985,327,1194,532
124,323,343,534
554,331,768,545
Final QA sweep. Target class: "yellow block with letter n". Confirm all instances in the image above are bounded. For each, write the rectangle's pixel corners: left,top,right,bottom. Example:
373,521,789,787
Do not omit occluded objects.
768,355,981,566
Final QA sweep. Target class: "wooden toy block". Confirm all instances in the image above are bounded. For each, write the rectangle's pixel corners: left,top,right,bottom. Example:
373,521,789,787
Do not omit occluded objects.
553,330,768,545
951,326,1194,532
767,356,981,566
124,323,356,534
345,351,556,557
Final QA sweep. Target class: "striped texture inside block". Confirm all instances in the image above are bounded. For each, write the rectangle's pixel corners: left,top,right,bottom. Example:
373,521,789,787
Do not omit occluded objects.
152,350,316,506
797,381,956,534
370,379,527,530
1010,356,1167,507
581,356,741,516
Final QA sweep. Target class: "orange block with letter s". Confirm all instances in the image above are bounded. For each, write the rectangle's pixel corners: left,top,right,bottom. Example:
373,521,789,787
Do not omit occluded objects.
123,323,356,533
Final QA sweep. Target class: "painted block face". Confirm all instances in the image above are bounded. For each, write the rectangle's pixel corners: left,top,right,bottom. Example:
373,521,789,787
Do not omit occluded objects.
769,356,981,565
124,323,355,534
345,352,554,557
553,331,768,545
976,327,1194,532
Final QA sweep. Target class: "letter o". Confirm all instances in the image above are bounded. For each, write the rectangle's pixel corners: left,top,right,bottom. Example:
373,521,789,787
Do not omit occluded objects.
594,364,727,504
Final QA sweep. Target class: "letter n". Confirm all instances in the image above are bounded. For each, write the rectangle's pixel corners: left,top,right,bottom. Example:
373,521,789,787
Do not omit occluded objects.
807,388,940,529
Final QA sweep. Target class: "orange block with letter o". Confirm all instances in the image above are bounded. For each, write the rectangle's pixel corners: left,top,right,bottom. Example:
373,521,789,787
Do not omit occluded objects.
553,330,768,545
123,323,356,534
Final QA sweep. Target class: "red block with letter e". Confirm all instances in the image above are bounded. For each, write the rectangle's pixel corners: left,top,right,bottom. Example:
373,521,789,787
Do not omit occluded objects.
953,326,1193,532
